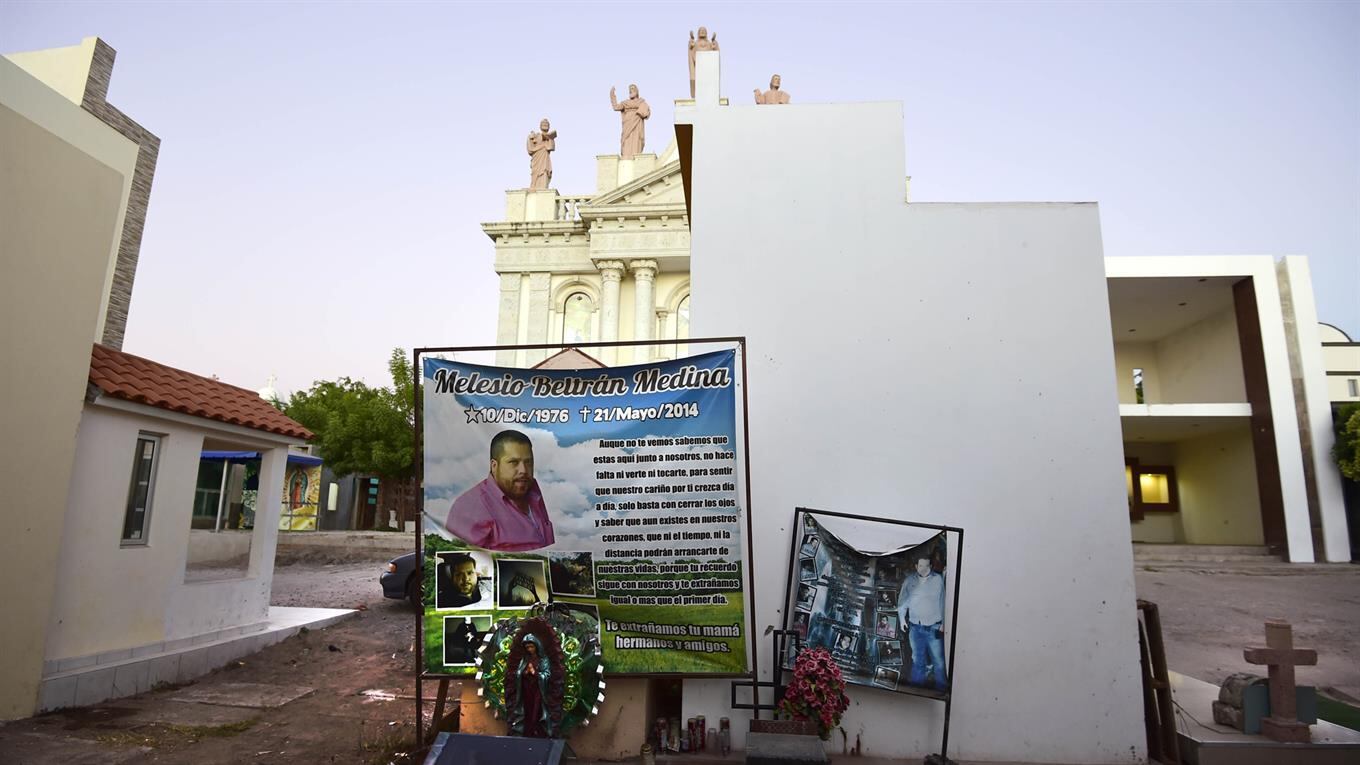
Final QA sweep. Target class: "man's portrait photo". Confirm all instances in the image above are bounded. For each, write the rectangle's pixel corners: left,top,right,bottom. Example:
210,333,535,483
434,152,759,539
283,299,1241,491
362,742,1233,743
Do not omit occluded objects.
445,430,556,552
443,615,492,666
434,550,492,610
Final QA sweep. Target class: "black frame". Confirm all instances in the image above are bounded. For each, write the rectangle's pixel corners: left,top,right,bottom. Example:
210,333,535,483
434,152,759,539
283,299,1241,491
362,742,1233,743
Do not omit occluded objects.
781,507,965,762
412,337,760,744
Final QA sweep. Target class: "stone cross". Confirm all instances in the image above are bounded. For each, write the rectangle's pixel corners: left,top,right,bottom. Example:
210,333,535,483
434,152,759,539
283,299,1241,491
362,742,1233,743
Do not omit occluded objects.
1242,620,1317,743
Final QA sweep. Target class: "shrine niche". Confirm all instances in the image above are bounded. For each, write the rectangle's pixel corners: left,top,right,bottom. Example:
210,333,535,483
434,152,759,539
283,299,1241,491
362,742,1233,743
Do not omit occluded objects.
475,604,605,738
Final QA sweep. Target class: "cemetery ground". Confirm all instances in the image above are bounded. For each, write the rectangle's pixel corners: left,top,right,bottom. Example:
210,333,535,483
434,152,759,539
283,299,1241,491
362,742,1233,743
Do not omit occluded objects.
0,549,1356,765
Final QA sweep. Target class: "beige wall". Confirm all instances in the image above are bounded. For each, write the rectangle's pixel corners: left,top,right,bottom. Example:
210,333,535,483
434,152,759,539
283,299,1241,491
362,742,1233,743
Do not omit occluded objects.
1124,442,1184,542
1175,425,1264,545
1112,343,1162,404
1154,308,1247,403
0,57,137,719
1323,344,1360,403
1112,309,1246,405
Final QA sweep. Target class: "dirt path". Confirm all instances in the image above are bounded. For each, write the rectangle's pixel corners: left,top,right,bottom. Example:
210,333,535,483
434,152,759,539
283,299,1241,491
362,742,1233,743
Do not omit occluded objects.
1135,568,1360,701
3,558,1356,764
1,557,426,765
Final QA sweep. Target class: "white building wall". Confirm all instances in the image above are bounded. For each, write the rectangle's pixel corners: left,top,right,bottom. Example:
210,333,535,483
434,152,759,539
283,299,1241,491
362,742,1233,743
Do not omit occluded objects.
47,402,292,662
680,99,1143,763
1105,257,1316,562
1277,257,1350,561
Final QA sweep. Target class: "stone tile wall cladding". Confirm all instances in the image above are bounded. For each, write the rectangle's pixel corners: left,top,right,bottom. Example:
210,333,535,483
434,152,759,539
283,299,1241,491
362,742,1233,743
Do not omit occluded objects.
84,39,160,351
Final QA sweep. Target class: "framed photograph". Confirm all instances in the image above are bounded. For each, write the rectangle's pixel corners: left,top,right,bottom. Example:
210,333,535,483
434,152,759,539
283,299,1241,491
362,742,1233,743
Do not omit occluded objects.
875,588,896,610
873,666,900,690
495,558,547,609
443,615,492,666
548,551,596,597
791,609,811,639
876,639,902,666
796,583,817,610
873,612,898,638
831,627,859,655
798,557,817,582
799,534,819,558
434,550,493,611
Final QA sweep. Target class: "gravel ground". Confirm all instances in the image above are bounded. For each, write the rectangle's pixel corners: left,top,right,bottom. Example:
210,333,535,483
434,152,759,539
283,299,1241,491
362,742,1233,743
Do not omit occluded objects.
271,555,404,610
1135,568,1360,701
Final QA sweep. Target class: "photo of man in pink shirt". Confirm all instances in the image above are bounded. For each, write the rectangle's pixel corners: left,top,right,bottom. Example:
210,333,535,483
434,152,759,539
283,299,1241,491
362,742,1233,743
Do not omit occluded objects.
445,430,556,552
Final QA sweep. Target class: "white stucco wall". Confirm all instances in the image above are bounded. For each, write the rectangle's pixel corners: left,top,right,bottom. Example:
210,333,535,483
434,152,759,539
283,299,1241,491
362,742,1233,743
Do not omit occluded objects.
47,401,293,662
0,55,137,719
678,99,1143,763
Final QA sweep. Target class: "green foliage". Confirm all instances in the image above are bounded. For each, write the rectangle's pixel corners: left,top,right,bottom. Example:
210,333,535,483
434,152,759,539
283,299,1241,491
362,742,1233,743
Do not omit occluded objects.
1333,403,1360,482
284,348,415,478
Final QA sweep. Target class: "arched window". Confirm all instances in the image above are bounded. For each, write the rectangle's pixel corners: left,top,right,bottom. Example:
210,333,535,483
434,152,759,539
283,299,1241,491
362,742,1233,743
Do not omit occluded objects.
676,295,691,341
563,292,594,344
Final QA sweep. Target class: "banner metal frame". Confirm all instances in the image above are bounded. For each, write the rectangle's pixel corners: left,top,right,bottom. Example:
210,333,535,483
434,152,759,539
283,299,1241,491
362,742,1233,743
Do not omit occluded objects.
780,507,965,763
412,337,759,744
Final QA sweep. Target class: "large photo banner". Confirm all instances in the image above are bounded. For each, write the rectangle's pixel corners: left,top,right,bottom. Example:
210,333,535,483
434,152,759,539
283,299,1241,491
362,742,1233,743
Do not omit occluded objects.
785,514,950,698
421,350,748,676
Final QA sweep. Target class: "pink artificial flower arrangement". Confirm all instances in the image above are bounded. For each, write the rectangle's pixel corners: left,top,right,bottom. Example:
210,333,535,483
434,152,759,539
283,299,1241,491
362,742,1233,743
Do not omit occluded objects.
777,647,850,740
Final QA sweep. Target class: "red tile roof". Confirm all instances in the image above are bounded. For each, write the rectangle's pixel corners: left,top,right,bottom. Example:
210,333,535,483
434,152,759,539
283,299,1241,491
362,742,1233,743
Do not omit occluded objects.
88,344,312,440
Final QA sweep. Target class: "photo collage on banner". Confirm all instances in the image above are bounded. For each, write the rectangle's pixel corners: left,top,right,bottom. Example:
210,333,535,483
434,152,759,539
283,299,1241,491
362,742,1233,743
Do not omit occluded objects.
786,515,950,697
421,350,748,676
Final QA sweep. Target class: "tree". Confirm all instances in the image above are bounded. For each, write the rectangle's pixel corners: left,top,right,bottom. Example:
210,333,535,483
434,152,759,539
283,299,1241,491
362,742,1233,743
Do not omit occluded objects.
1334,403,1360,482
285,348,414,478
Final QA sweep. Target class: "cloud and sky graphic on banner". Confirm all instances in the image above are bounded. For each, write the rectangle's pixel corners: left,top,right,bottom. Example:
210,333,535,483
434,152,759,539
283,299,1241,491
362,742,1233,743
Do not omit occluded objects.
422,349,741,556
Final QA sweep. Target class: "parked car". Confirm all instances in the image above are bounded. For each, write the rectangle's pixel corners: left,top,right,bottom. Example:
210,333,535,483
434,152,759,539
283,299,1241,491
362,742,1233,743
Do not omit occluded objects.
381,551,420,610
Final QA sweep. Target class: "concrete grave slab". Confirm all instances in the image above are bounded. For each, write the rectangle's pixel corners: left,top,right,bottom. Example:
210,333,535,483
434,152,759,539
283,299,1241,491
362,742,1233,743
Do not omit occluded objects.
170,682,314,709
117,699,261,727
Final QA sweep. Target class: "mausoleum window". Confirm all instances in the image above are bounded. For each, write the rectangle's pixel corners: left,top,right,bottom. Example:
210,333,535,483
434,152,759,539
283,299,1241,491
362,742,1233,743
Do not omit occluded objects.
121,434,161,545
563,292,594,344
677,295,690,341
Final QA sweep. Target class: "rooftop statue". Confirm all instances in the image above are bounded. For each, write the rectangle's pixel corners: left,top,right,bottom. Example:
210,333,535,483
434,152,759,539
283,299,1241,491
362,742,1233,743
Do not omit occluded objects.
688,27,719,98
610,84,651,158
755,74,790,105
526,118,557,190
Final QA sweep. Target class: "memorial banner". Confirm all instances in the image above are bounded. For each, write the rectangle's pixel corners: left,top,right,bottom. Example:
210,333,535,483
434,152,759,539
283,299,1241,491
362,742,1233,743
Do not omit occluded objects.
421,350,747,676
786,515,950,697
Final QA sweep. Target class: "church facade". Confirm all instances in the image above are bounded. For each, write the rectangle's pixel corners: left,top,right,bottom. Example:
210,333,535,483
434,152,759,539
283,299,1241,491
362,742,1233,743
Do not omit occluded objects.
485,145,692,369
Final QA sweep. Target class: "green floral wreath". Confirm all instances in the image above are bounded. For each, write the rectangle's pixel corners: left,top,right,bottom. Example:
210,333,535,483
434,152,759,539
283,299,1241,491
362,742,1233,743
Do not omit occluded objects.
476,603,605,736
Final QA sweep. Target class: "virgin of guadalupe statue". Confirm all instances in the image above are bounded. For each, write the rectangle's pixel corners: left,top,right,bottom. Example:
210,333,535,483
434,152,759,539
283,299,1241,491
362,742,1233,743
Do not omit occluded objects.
504,619,566,737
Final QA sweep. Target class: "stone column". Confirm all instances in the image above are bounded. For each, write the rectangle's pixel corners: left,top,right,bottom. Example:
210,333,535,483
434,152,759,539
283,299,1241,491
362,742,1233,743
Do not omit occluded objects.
495,273,521,366
654,309,671,360
597,260,625,365
630,260,658,358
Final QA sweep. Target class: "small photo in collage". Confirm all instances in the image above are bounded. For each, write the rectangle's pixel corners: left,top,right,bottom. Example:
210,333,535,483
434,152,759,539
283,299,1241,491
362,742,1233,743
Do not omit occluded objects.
496,558,547,609
873,666,900,690
443,615,492,666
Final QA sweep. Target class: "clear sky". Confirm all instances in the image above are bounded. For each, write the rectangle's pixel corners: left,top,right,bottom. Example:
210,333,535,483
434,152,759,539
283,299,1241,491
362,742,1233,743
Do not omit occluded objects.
4,1,1357,397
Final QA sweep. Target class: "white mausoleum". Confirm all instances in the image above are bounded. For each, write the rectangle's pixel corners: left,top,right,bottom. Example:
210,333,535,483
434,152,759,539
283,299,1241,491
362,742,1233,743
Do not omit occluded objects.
479,47,1353,762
